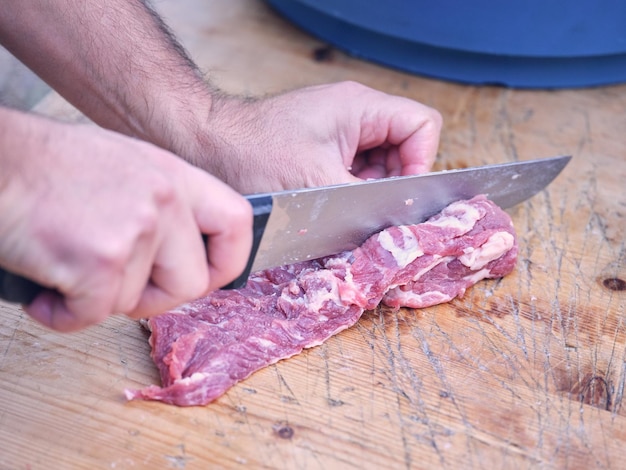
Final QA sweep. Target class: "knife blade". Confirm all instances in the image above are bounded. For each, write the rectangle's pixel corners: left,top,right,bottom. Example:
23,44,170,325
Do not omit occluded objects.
0,155,571,303
227,154,571,287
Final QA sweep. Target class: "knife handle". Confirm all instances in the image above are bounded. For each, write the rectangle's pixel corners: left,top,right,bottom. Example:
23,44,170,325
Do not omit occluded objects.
0,194,273,304
221,193,273,290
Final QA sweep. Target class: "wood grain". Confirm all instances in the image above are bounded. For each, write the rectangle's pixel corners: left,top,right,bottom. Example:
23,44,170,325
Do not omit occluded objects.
2,1,625,468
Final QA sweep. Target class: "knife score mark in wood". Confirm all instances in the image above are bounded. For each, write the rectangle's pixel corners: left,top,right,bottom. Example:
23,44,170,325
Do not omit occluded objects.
331,138,625,466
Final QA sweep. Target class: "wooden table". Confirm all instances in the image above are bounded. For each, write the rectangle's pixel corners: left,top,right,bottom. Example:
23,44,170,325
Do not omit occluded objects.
2,1,625,468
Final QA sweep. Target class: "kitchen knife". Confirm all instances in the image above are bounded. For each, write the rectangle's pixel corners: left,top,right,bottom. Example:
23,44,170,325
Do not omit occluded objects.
0,155,571,303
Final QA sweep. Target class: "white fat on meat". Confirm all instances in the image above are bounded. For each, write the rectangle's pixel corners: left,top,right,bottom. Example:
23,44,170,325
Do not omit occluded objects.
383,289,453,309
463,268,493,286
377,226,423,268
126,195,518,407
384,255,452,292
410,255,451,283
425,201,482,234
459,232,515,270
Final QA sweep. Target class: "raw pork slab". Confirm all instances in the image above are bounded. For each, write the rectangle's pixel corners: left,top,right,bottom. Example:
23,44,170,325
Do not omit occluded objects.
125,195,518,406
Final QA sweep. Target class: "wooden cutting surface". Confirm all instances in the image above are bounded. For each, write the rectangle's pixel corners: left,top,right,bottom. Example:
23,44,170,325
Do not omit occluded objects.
2,1,625,468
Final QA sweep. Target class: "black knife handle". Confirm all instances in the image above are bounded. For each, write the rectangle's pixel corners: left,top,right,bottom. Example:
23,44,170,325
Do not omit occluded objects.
0,268,45,304
0,194,273,303
221,193,273,290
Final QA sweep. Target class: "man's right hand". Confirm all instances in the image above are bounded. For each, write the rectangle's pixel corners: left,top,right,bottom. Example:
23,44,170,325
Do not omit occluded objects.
0,107,252,332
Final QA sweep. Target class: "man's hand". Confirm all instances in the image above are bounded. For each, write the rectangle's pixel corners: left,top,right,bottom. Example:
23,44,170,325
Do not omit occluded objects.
0,108,252,332
0,2,441,195
188,81,442,193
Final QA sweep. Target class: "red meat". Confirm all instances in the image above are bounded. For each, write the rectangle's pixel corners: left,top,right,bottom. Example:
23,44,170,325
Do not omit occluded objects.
125,195,518,406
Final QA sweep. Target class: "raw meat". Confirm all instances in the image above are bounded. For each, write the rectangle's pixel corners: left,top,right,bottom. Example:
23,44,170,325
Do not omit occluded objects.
125,195,518,406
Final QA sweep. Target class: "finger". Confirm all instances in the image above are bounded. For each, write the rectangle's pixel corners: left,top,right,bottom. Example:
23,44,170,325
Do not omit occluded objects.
196,188,253,291
25,291,70,331
352,149,387,180
394,106,442,175
25,290,109,332
128,230,208,319
19,245,133,331
352,147,405,180
355,93,442,176
385,147,403,177
127,169,252,318
46,231,161,328
110,230,161,315
125,205,209,319
47,226,170,328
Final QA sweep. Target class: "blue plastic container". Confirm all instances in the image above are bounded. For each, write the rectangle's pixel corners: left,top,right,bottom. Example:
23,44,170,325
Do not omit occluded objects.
267,0,626,88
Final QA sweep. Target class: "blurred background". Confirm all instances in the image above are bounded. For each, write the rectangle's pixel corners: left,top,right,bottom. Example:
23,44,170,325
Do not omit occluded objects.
0,45,50,110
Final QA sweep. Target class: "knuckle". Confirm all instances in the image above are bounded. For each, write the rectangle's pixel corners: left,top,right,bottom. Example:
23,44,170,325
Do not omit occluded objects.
94,239,131,270
134,203,160,235
140,165,179,207
186,272,211,299
409,104,443,135
429,108,444,129
151,175,177,205
228,197,254,229
162,272,210,307
237,198,254,224
93,209,162,272
335,80,367,95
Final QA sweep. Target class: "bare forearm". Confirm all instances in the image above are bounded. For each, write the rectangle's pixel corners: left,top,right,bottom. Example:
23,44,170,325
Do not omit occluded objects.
0,3,442,196
0,0,212,152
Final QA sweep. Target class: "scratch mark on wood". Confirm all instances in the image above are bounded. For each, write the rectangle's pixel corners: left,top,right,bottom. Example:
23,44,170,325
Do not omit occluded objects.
164,444,191,469
319,342,344,409
2,326,17,362
611,361,626,416
272,364,301,406
368,309,443,468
